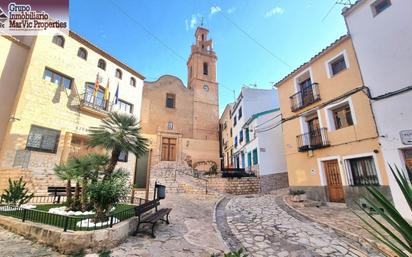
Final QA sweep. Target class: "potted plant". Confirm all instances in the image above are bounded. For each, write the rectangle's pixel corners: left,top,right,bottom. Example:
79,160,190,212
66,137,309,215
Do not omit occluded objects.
289,189,306,202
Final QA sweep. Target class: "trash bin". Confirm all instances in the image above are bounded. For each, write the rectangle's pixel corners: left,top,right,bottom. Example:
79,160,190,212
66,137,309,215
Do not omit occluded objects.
155,183,166,199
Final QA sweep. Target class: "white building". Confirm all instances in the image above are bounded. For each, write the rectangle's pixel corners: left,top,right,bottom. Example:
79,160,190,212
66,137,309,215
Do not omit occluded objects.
343,0,412,219
231,87,288,192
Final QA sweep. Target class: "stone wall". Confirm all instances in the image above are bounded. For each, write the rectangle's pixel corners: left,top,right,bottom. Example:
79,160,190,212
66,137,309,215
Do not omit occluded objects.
207,177,260,195
260,172,289,193
0,215,139,254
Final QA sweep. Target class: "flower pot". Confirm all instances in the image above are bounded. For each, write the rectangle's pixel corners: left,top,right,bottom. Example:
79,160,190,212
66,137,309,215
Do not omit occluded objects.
291,194,307,202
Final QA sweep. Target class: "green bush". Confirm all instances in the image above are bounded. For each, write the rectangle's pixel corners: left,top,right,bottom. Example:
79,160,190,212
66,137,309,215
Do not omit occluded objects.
289,189,305,196
211,249,248,257
88,169,129,222
0,177,33,206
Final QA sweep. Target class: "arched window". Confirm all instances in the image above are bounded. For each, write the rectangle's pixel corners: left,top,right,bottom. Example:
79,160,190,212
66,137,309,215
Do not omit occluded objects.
77,47,88,60
52,35,65,47
97,59,106,70
203,62,208,75
130,77,136,87
115,69,122,79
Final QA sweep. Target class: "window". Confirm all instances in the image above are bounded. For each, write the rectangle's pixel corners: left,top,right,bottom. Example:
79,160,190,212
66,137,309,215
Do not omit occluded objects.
333,104,353,129
245,128,250,143
168,121,173,130
166,93,175,108
239,130,244,143
247,152,252,167
372,0,391,16
26,125,60,153
348,157,379,186
52,35,65,47
252,148,258,165
115,69,122,79
203,62,208,75
233,115,237,127
43,68,72,89
238,107,242,119
77,47,88,60
118,150,128,162
98,59,106,70
234,136,238,148
118,99,133,113
230,128,233,137
329,55,347,76
130,77,136,87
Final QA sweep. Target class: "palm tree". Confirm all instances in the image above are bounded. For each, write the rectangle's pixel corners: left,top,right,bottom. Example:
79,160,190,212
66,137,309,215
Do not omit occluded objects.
88,112,148,176
69,153,109,211
54,163,76,205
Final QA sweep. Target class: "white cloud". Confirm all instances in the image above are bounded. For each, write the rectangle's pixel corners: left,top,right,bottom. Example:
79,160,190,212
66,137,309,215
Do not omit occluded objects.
265,7,285,17
209,6,222,17
227,7,236,14
185,14,201,31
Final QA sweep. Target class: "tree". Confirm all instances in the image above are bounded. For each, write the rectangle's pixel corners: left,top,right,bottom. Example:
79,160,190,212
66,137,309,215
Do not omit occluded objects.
88,112,148,176
87,168,129,222
54,162,76,206
67,154,109,211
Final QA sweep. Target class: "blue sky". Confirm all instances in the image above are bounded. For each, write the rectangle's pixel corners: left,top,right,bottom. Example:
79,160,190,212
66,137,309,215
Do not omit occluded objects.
70,0,348,112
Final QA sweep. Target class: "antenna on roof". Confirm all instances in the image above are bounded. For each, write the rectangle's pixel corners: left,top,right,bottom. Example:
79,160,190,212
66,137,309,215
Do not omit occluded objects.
200,16,204,26
321,0,353,22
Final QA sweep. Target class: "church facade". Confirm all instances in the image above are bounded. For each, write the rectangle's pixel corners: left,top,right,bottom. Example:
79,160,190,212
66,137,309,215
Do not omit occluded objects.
140,27,220,167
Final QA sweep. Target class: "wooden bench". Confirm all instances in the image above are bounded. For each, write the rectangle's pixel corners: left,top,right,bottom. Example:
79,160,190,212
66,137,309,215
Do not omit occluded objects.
133,199,172,238
47,186,78,203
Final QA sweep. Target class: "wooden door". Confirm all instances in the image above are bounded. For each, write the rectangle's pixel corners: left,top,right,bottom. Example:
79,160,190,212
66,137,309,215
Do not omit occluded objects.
324,160,345,202
307,116,320,146
299,78,313,105
161,137,176,161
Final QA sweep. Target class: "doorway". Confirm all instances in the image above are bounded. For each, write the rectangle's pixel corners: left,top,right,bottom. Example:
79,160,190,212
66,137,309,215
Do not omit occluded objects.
161,137,177,161
324,160,345,202
404,149,412,171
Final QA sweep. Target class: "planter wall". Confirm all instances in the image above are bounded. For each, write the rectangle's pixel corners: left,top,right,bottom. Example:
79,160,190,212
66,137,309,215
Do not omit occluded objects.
0,214,139,254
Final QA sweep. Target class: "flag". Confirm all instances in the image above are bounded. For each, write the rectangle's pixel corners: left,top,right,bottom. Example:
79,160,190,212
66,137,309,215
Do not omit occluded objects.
114,83,119,104
93,73,100,97
104,79,110,101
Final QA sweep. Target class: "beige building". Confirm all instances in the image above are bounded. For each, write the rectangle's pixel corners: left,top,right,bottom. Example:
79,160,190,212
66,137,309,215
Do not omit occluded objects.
141,27,220,167
219,103,234,168
276,35,391,205
0,31,145,194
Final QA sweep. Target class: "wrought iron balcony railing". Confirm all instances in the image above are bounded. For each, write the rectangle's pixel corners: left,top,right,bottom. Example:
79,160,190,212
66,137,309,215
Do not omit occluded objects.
296,128,330,152
79,93,113,115
290,83,320,112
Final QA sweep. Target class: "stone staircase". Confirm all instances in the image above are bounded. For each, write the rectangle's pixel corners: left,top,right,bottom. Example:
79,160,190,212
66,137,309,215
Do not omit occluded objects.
149,161,219,196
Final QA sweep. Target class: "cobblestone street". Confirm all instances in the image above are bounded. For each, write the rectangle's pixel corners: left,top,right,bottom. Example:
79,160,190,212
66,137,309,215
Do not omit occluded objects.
0,193,388,257
92,193,226,257
217,194,384,257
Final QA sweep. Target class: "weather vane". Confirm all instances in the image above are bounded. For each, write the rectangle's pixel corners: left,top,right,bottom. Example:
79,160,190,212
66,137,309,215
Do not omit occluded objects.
200,16,204,26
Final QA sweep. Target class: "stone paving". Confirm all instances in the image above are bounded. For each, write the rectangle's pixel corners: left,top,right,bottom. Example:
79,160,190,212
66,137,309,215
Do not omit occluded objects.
220,194,384,257
0,226,62,257
88,193,227,257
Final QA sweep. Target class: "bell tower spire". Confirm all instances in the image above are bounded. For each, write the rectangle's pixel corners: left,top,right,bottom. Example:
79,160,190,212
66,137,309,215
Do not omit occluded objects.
187,26,219,140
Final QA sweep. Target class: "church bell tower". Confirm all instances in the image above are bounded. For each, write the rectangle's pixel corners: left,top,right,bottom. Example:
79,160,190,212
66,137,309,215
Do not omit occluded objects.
187,27,219,140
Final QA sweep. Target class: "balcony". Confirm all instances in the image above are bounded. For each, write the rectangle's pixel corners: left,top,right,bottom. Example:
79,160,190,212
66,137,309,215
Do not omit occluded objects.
290,83,320,112
296,128,330,152
79,92,113,117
